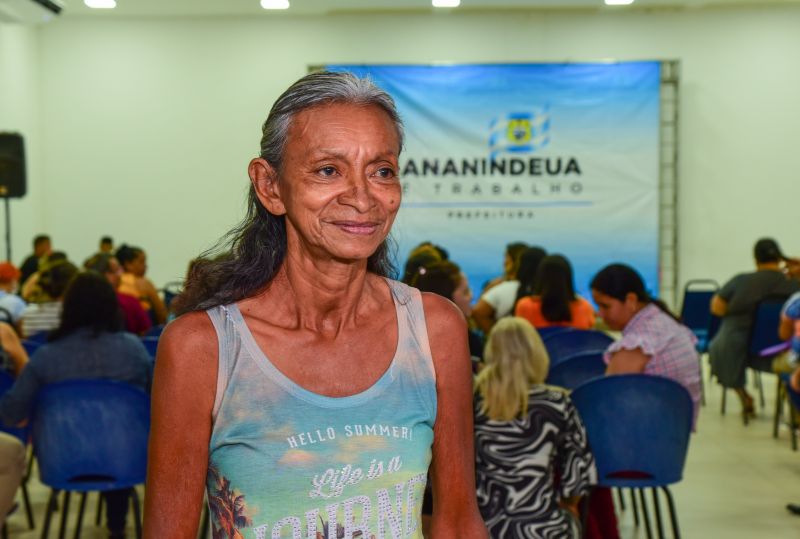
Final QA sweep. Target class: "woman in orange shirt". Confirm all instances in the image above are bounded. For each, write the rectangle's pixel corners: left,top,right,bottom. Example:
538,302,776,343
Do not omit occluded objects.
515,254,595,329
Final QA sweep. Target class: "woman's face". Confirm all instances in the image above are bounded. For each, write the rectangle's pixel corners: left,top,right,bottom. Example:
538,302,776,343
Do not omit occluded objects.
127,252,147,277
253,103,402,264
452,273,473,318
591,289,636,331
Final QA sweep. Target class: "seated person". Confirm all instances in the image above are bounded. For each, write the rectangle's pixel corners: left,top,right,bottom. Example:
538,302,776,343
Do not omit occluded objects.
84,253,152,335
516,254,595,330
474,317,596,538
20,251,67,303
709,238,799,418
0,271,152,538
0,322,29,376
20,260,78,338
410,260,482,359
590,263,701,427
472,243,531,334
116,245,167,325
0,262,26,333
0,432,25,529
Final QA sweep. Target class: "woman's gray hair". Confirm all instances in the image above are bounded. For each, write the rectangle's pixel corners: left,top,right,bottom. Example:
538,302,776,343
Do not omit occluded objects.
171,70,401,315
259,70,404,170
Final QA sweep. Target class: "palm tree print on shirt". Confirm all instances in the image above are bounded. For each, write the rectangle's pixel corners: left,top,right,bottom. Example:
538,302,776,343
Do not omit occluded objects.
208,465,253,539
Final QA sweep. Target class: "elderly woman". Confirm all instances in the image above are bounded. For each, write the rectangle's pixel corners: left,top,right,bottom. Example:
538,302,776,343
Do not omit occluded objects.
144,72,486,538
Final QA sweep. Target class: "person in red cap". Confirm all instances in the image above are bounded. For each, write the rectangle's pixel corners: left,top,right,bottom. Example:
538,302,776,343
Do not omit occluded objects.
0,262,26,333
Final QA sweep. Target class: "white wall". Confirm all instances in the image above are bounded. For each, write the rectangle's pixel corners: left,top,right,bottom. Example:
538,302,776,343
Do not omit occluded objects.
0,21,43,263
22,6,800,290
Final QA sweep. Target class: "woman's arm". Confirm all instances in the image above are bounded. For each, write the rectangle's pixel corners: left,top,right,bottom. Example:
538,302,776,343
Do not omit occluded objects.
710,295,728,317
0,322,28,375
606,348,650,375
143,312,217,538
423,293,488,538
141,278,168,325
471,299,496,335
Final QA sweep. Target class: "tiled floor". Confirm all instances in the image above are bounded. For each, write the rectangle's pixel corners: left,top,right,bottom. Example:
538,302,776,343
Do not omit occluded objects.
5,361,800,538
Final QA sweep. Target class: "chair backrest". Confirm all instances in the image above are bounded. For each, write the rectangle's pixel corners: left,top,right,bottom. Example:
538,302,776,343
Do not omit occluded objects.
0,371,28,443
141,336,159,358
32,380,150,491
161,280,184,310
0,306,12,324
543,329,614,364
26,330,49,344
143,324,165,338
748,295,788,357
21,339,41,358
537,326,574,341
571,374,693,487
545,352,607,390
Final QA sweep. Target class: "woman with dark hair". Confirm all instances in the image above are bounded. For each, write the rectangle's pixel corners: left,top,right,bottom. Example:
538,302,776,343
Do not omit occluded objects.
145,71,486,538
512,246,547,312
709,238,799,419
590,263,701,426
473,242,529,334
116,244,167,325
516,254,595,330
0,272,152,538
84,253,152,335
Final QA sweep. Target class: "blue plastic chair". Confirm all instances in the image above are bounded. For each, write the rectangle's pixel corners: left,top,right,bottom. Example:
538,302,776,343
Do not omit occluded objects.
778,374,800,451
718,295,789,420
571,374,693,539
679,280,719,353
32,380,150,538
545,352,606,390
21,339,42,359
25,330,50,344
536,326,574,342
543,329,614,365
141,336,159,359
143,324,165,338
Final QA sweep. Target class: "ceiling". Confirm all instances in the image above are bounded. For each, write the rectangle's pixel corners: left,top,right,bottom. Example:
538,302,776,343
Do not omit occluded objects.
51,0,800,17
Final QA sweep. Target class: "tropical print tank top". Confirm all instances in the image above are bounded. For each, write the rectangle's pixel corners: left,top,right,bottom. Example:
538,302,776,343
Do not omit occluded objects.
205,279,437,539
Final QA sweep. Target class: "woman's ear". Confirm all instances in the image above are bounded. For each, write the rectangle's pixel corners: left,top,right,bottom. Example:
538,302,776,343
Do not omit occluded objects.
625,291,639,310
249,158,286,216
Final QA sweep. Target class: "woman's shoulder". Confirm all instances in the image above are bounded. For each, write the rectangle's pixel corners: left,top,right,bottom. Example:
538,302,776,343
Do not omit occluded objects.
528,384,571,406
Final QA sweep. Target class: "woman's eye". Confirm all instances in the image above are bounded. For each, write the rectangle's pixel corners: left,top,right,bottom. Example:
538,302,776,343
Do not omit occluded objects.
318,166,337,176
375,167,396,179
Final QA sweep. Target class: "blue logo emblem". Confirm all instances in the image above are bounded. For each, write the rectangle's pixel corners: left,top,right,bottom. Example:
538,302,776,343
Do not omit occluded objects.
488,107,550,159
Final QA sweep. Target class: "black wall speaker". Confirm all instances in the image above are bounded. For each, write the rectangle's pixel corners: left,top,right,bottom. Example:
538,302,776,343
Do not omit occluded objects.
0,133,27,198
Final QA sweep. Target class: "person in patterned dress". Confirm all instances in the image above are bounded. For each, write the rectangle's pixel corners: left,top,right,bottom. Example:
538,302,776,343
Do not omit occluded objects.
474,317,597,538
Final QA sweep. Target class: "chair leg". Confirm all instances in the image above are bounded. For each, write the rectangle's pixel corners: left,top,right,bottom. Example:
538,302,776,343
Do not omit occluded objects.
95,492,103,525
616,488,626,511
791,403,798,452
22,449,35,530
774,380,784,439
41,489,58,539
58,491,71,539
756,371,765,409
662,486,681,539
131,489,143,539
638,489,653,539
2,522,7,539
630,488,640,527
651,488,665,539
699,356,706,407
721,387,727,415
72,493,87,539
